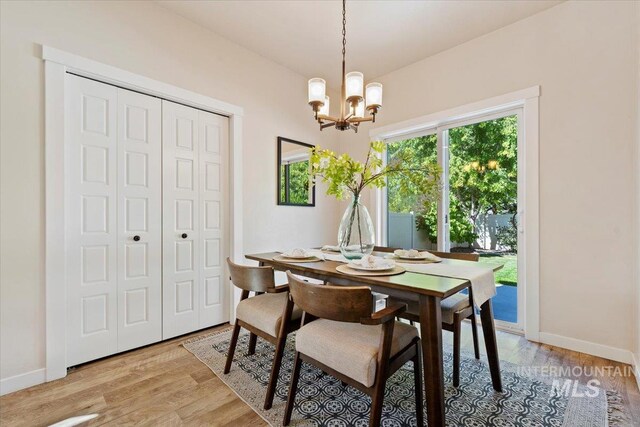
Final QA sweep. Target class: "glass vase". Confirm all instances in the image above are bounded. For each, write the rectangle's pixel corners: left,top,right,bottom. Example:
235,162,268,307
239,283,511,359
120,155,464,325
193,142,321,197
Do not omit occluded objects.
338,194,375,260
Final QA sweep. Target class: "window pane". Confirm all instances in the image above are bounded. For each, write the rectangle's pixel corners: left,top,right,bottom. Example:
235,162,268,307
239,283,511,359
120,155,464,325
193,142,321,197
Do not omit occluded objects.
386,134,438,249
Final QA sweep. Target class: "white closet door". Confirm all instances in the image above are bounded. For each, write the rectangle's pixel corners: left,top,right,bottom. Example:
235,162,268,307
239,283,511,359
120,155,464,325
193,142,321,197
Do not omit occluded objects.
162,101,200,339
199,111,230,328
116,89,162,351
66,75,118,365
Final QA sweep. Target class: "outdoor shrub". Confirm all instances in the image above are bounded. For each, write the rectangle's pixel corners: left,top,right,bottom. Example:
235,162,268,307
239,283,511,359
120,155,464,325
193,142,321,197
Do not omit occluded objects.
496,224,517,253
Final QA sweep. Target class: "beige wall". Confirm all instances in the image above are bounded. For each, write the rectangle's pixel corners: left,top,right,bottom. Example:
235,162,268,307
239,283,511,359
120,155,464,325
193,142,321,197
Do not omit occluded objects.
635,0,640,375
339,1,639,356
0,1,340,380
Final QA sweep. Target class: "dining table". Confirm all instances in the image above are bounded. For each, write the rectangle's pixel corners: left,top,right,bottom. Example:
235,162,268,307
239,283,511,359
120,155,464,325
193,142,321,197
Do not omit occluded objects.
245,250,503,427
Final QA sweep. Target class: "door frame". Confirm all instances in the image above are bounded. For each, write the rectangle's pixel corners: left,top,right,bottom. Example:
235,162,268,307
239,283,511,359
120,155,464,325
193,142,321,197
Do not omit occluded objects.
369,86,540,341
43,45,244,381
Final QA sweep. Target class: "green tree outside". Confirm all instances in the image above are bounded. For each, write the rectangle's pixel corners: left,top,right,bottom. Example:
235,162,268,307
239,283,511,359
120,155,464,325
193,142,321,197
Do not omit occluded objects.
387,115,518,249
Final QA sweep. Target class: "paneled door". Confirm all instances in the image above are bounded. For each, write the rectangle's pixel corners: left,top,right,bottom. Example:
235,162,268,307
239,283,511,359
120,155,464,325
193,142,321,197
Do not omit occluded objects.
198,111,229,328
162,101,229,339
66,75,163,365
116,89,162,351
66,75,119,365
162,101,201,339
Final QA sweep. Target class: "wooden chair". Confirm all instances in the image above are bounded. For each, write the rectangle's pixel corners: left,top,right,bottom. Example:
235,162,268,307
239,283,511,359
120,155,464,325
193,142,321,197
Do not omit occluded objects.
374,246,481,387
283,272,423,427
225,258,303,410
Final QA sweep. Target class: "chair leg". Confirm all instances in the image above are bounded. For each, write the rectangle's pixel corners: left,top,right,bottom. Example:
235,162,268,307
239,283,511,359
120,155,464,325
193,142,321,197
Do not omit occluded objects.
469,312,480,360
264,333,287,410
224,323,241,374
283,352,302,426
248,332,258,355
413,342,424,427
369,376,388,427
453,317,461,387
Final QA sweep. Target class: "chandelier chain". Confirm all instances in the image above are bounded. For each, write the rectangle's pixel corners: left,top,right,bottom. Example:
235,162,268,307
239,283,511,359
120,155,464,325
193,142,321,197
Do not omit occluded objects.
342,0,346,62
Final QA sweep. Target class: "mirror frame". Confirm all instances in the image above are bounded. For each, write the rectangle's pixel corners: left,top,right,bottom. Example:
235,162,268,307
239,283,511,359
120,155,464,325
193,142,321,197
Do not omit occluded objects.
277,136,316,207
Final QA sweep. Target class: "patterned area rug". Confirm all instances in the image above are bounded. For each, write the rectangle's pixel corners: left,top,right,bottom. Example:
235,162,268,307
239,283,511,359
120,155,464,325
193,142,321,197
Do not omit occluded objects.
183,329,621,426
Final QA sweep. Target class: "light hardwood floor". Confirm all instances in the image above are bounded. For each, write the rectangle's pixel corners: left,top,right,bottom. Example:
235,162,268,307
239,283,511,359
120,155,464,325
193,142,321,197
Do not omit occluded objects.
1,324,638,426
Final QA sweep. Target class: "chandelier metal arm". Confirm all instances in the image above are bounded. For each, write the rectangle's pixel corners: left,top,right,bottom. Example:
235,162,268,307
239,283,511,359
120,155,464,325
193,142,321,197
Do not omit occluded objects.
317,114,340,122
347,116,374,123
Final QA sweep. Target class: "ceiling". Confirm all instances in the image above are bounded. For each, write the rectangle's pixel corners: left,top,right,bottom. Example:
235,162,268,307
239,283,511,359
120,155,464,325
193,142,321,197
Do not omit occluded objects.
157,0,563,88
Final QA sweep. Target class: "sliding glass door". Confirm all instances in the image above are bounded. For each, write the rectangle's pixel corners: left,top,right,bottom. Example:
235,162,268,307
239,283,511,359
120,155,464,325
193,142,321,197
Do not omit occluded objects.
385,110,523,329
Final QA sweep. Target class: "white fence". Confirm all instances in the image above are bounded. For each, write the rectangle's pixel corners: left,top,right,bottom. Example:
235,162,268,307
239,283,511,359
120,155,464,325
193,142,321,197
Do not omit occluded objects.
388,212,514,250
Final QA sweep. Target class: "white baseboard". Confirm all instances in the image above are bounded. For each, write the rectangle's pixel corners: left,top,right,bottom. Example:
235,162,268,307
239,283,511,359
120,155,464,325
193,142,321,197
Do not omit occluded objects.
538,332,632,364
0,368,46,396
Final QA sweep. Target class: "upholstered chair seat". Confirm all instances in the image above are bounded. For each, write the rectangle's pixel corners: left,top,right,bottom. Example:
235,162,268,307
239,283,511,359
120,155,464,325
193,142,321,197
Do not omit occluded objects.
236,292,303,337
283,273,424,427
225,258,302,410
393,292,470,325
296,319,418,387
440,293,471,324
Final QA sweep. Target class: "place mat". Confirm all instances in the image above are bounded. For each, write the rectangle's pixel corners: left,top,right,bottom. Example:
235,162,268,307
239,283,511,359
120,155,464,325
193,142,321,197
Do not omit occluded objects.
273,255,323,263
336,264,405,276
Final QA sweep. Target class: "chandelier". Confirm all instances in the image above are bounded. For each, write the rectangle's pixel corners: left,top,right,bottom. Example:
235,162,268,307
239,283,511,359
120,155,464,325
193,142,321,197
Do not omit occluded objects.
307,0,383,132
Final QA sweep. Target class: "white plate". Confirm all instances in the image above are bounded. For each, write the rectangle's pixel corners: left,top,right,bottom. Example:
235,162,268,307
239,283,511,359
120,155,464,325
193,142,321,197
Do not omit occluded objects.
281,252,314,259
347,262,395,271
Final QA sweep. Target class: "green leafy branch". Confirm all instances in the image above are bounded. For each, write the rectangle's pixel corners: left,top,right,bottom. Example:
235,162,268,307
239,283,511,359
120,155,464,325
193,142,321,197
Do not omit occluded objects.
310,141,441,212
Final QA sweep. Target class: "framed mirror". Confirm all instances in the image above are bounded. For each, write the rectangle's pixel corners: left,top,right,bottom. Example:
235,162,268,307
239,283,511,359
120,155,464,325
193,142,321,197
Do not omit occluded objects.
277,137,315,206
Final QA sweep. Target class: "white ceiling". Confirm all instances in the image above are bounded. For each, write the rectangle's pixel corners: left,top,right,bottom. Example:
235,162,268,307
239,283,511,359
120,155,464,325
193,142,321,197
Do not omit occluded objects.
157,0,563,88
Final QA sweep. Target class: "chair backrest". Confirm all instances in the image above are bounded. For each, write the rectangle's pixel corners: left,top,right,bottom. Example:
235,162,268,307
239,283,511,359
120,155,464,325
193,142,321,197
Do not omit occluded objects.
286,272,371,323
227,257,275,292
373,246,479,262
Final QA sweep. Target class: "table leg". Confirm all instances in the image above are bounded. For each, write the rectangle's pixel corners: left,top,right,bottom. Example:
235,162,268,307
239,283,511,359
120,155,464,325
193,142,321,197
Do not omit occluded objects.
419,294,445,427
479,299,502,392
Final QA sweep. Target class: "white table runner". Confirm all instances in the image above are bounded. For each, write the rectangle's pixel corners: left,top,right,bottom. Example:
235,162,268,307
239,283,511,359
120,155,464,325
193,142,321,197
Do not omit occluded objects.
304,249,496,307
398,262,496,307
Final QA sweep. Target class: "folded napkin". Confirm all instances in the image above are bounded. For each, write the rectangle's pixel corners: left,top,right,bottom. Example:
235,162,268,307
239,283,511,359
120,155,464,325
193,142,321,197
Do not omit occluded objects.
352,255,395,269
283,248,311,258
321,245,341,252
399,262,496,307
393,249,442,262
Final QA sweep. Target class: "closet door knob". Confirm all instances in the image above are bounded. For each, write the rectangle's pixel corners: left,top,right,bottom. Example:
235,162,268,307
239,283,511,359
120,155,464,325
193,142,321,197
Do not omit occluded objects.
181,233,188,239
133,235,141,242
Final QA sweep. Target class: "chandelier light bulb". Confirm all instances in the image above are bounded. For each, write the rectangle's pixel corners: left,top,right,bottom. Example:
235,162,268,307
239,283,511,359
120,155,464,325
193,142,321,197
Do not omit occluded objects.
354,100,365,118
365,83,383,107
308,78,326,103
345,72,364,99
318,96,331,116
